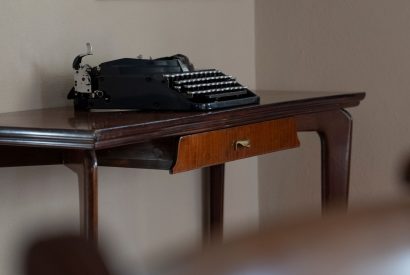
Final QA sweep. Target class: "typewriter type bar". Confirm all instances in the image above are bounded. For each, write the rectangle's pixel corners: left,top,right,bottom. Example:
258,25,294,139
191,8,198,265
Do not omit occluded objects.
174,75,234,85
183,81,238,90
187,86,248,95
164,70,222,80
207,90,248,99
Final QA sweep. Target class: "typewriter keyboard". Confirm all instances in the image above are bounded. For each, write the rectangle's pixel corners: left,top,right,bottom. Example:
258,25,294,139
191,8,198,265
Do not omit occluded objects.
164,70,250,102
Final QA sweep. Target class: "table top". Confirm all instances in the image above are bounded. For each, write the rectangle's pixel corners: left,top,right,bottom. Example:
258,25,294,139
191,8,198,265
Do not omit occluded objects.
0,91,365,149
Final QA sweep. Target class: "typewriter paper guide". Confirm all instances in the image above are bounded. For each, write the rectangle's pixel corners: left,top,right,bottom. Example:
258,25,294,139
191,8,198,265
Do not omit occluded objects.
67,45,259,111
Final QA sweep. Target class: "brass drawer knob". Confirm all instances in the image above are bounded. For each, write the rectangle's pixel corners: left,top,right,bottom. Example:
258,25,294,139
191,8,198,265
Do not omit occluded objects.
234,139,251,150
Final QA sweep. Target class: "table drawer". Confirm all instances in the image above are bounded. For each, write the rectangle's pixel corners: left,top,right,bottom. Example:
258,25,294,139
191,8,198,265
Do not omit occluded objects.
172,118,300,173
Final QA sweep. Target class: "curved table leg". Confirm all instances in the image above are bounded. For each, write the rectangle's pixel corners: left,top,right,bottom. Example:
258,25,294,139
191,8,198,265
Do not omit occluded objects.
64,150,99,242
296,109,353,212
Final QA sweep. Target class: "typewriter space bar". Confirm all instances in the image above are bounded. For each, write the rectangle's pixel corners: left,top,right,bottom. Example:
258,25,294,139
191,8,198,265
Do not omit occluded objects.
206,90,247,99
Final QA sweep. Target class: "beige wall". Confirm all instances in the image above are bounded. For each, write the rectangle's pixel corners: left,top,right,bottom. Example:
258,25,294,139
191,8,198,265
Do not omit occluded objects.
256,0,410,223
0,1,257,274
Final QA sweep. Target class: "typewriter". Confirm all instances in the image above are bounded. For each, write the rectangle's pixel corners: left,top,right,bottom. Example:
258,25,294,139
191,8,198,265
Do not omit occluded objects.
68,43,260,111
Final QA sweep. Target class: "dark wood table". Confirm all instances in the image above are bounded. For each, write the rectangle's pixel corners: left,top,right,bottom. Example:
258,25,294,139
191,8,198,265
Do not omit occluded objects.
0,91,365,242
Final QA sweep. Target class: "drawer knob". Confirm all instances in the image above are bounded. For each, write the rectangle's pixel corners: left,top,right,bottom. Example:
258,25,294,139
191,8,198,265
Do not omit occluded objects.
234,139,251,150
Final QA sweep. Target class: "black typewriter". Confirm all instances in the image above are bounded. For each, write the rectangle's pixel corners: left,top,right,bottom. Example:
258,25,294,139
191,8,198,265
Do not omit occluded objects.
68,43,260,111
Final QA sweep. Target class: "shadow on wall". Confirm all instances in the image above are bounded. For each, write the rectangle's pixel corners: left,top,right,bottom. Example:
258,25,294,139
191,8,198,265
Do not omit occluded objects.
258,133,322,225
31,61,72,109
402,156,410,187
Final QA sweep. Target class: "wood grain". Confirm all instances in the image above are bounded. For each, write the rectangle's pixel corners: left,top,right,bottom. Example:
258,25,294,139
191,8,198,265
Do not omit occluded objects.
172,118,300,173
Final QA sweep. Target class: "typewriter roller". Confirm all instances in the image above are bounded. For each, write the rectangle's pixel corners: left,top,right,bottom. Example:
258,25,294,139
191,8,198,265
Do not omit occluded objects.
68,44,260,111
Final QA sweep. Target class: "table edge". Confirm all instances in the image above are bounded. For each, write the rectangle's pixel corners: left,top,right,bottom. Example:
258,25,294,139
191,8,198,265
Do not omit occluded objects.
0,92,366,149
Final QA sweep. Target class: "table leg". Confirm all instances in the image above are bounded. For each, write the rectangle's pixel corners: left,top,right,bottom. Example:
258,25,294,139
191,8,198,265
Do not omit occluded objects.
295,109,353,212
203,164,225,243
64,150,99,242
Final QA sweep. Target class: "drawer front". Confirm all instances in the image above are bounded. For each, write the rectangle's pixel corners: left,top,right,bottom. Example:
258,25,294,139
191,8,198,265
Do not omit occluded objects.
172,118,300,173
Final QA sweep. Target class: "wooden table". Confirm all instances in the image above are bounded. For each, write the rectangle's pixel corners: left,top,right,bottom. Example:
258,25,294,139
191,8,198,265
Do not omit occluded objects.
0,91,365,242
